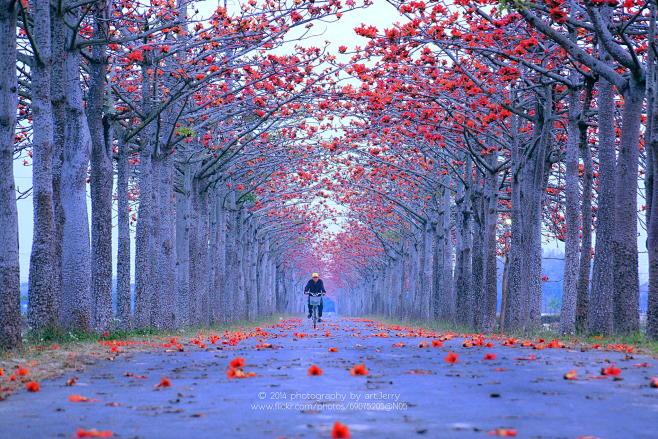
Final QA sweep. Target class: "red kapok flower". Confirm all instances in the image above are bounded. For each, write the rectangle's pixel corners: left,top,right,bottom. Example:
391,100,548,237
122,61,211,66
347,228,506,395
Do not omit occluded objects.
444,352,459,363
230,357,245,368
564,370,578,380
349,364,368,376
308,365,323,376
155,377,171,388
488,428,517,437
75,428,114,438
332,421,351,438
69,394,100,402
601,365,621,376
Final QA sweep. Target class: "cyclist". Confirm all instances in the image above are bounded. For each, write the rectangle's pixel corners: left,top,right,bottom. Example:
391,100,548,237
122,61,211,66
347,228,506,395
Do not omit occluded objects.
304,273,326,322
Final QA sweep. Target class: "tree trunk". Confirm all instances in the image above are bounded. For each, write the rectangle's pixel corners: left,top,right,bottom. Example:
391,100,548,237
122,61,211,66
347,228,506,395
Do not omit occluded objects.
50,7,66,317
0,0,22,349
156,154,176,329
175,162,192,327
455,164,473,326
224,195,238,322
208,189,220,324
437,173,454,321
236,210,248,320
504,112,526,331
148,157,162,327
407,240,420,319
612,76,643,334
526,95,553,330
499,254,509,330
420,221,434,320
116,140,131,329
59,37,92,331
134,145,154,328
190,176,209,325
134,65,156,329
647,5,658,340
215,191,228,323
576,82,595,333
88,2,113,332
526,99,553,329
481,159,499,333
28,0,58,332
471,189,484,329
248,224,259,320
257,239,266,316
559,81,582,334
588,75,616,335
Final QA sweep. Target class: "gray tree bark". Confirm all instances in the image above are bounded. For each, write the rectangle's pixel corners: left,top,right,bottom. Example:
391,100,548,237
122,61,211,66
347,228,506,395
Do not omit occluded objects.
647,4,658,340
224,194,239,322
504,111,525,332
576,80,595,333
471,189,484,329
50,6,66,316
436,173,455,321
175,161,192,327
134,144,155,328
612,76,643,334
236,210,248,320
588,76,616,335
481,155,499,333
88,1,114,333
419,220,434,320
189,175,209,325
148,157,162,326
116,140,131,329
134,63,156,329
156,154,176,329
454,162,473,326
215,191,228,323
0,0,22,349
559,80,582,334
59,28,92,331
28,0,58,331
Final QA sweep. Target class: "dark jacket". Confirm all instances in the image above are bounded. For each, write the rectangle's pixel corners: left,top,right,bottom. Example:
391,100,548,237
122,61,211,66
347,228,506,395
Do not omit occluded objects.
304,278,326,294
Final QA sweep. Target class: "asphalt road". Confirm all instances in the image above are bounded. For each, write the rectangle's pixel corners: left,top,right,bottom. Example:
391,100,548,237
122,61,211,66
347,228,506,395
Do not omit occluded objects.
1,317,657,439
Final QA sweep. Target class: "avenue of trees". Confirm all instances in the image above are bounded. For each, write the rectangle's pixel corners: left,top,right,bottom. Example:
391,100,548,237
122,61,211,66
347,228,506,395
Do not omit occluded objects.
0,0,366,349
1,0,657,350
323,0,658,340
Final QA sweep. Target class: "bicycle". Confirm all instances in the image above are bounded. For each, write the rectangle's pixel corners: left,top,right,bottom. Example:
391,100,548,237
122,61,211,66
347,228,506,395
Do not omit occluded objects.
305,291,324,329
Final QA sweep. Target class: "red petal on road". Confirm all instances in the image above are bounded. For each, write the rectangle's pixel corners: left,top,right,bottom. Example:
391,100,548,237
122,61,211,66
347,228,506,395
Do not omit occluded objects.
444,352,459,363
332,421,351,438
75,428,113,438
488,428,517,437
155,377,171,387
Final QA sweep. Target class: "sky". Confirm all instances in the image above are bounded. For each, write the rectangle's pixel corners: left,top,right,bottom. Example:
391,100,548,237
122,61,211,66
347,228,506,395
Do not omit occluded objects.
12,0,651,283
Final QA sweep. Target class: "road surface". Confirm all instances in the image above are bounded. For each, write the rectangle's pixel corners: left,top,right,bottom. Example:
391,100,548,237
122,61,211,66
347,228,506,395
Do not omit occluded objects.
1,317,657,438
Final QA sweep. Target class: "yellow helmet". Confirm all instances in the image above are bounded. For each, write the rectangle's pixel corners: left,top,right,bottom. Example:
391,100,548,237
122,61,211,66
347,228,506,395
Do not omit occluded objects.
312,273,319,278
